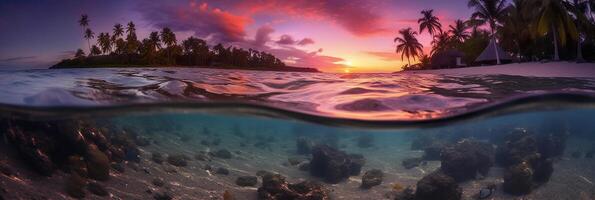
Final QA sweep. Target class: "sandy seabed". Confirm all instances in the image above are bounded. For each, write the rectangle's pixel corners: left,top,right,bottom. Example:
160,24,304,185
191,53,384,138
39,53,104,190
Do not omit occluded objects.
0,127,594,200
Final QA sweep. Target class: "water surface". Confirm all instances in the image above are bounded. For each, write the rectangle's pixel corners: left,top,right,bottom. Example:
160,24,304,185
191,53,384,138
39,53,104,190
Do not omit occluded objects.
0,68,594,200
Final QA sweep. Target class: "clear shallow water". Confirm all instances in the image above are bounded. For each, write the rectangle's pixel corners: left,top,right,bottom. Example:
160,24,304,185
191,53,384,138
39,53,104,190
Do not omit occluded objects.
1,68,595,120
0,68,594,200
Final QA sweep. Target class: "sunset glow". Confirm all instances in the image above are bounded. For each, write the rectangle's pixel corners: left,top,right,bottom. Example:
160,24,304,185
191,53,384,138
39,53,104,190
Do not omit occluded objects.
0,0,472,72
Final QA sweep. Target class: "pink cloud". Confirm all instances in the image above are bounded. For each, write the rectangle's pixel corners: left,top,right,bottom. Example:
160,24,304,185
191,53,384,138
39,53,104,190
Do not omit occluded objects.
297,38,315,46
139,2,252,42
365,51,402,61
276,34,296,45
234,26,344,71
231,0,391,37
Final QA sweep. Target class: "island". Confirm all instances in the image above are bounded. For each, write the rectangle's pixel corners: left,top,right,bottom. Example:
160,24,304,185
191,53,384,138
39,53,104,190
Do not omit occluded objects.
52,20,319,72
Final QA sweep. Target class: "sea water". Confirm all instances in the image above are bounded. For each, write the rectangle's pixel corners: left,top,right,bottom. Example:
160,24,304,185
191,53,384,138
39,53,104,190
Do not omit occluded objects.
0,68,594,200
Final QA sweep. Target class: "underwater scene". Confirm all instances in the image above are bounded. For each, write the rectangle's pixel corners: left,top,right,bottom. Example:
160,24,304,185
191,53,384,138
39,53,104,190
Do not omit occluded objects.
0,68,594,200
4,0,595,199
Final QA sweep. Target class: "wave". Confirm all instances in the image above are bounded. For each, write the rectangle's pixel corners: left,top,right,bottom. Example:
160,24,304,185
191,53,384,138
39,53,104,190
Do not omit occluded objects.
1,92,594,129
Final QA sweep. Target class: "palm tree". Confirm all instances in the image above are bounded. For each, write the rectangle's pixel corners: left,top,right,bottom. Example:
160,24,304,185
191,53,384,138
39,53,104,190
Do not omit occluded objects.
529,0,578,61
90,45,102,56
418,10,443,41
419,54,431,69
149,32,161,51
74,49,85,59
78,14,89,28
500,0,533,60
112,23,124,52
98,32,112,55
394,28,424,67
79,14,91,53
449,19,471,43
431,32,453,55
160,28,177,65
468,0,508,64
113,23,124,39
84,28,95,54
126,21,136,36
566,0,592,62
125,21,140,55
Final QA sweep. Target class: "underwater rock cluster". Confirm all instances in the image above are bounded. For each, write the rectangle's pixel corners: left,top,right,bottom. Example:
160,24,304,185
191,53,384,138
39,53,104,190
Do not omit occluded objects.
1,119,145,198
496,129,564,195
396,128,569,199
440,139,494,182
361,169,383,189
309,145,365,184
257,173,329,200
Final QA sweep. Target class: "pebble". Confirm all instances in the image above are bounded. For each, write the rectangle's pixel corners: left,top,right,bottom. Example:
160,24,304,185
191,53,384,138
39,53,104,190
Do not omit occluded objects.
87,182,109,196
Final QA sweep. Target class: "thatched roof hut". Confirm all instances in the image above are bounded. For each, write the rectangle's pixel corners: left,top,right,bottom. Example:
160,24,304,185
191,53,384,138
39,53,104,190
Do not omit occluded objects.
431,49,466,69
475,39,512,64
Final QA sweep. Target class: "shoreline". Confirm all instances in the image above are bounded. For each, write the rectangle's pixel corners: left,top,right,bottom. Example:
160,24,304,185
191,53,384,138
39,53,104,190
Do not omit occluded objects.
401,62,595,78
50,64,321,73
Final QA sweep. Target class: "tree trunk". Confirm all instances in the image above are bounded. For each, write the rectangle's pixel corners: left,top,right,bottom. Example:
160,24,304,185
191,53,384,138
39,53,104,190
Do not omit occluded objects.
491,31,501,65
552,26,560,61
490,22,501,65
576,27,584,62
577,39,584,62
87,39,91,55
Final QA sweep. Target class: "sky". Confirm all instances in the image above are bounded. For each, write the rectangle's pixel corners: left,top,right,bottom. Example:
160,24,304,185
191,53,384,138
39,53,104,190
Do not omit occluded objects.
0,0,473,73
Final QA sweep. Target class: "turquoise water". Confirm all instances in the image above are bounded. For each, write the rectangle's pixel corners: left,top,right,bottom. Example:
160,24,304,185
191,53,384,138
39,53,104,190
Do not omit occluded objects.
0,68,595,200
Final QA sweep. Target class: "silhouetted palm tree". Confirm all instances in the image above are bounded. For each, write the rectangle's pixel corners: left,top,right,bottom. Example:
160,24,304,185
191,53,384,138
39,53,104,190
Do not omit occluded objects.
74,49,85,59
449,19,470,43
125,21,140,55
431,32,453,55
84,28,95,54
566,0,592,62
149,32,161,50
500,0,533,60
418,10,443,41
394,28,424,67
90,45,102,56
98,32,112,55
79,14,90,53
113,24,124,39
161,28,177,64
126,21,136,36
468,0,508,64
528,0,577,61
78,14,89,28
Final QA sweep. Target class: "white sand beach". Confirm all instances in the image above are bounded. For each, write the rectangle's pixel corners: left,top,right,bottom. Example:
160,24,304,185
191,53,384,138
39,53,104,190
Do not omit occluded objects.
405,62,595,78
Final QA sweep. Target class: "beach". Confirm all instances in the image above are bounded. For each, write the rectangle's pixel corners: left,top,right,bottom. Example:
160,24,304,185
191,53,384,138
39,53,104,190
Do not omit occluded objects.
405,62,595,78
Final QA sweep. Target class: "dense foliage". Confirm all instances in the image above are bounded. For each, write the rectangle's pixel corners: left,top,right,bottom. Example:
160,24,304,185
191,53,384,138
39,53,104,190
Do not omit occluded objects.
398,0,595,71
54,20,318,72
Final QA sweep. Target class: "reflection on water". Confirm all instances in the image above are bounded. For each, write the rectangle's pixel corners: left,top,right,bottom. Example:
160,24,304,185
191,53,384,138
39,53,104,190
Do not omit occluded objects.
1,68,595,199
0,107,594,199
0,68,594,120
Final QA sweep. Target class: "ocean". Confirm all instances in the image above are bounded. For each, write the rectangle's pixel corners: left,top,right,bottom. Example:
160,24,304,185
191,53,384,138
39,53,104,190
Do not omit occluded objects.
0,68,594,200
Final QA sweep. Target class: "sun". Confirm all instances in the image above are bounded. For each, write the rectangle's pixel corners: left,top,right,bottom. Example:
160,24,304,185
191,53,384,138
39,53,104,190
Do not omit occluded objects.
343,68,351,73
335,60,354,67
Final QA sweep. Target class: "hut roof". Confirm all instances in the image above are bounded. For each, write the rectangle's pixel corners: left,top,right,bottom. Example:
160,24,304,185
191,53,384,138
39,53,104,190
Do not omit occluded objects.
475,39,512,62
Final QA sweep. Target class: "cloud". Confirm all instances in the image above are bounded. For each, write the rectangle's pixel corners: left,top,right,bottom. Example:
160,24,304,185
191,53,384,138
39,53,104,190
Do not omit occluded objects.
267,47,346,71
0,56,37,62
253,25,274,47
226,0,391,37
137,1,346,71
276,34,296,45
138,2,251,43
365,51,402,61
229,26,344,71
276,35,314,46
297,38,315,46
